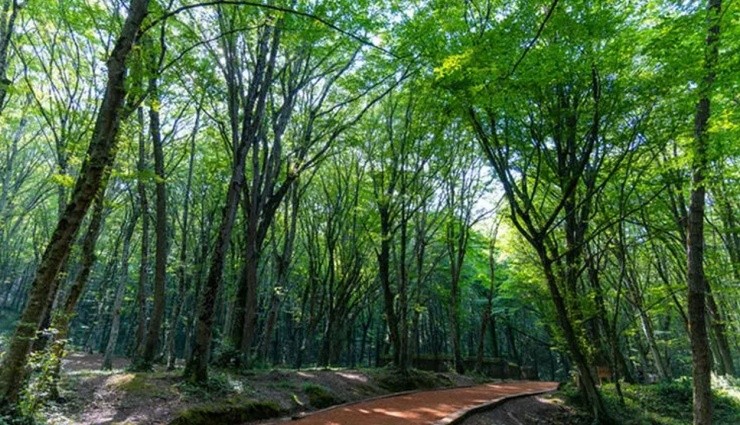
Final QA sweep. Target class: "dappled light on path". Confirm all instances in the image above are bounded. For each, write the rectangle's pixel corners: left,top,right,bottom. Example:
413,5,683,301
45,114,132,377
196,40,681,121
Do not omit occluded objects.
275,381,558,425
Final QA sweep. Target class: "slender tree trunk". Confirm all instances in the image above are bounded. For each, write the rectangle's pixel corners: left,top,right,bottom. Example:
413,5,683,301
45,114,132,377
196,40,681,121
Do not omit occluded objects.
0,0,149,406
398,207,410,372
377,206,401,368
165,110,198,370
134,107,150,356
185,23,280,382
240,214,259,358
688,0,721,422
478,223,499,370
706,281,735,376
135,72,168,370
259,188,299,362
103,212,137,370
636,306,669,380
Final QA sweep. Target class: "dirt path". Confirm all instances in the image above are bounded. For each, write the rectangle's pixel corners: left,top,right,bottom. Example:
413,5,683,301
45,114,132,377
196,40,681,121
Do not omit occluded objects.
271,381,558,425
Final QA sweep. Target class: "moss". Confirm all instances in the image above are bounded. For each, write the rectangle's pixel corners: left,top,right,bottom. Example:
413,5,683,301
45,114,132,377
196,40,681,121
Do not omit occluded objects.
105,372,177,399
169,399,283,425
302,384,342,409
372,367,445,392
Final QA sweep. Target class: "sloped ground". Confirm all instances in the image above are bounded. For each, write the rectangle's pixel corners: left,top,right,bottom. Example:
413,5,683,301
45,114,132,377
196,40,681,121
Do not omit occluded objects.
459,393,590,425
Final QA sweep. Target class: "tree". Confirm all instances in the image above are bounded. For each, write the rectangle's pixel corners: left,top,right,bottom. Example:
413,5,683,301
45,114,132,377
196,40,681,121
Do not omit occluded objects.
687,0,722,422
0,0,21,112
0,0,150,406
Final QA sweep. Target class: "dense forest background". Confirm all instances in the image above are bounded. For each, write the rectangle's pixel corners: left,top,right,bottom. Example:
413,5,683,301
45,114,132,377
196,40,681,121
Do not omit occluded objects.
0,0,738,424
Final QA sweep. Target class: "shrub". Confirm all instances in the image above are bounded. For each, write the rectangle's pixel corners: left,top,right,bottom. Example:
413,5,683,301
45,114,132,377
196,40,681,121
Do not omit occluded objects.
302,384,341,409
373,367,445,392
169,399,282,425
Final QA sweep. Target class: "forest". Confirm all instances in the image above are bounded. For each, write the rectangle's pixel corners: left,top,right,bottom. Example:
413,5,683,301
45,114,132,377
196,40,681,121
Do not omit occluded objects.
0,0,738,424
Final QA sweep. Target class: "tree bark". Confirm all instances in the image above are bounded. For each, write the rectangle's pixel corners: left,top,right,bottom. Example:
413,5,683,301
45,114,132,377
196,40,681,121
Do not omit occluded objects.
134,107,150,356
377,205,401,368
135,69,167,370
0,0,21,113
166,108,199,370
687,0,721,422
48,174,110,398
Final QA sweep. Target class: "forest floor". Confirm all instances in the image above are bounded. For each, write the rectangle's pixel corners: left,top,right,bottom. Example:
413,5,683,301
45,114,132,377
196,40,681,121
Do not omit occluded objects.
42,352,487,424
35,352,740,425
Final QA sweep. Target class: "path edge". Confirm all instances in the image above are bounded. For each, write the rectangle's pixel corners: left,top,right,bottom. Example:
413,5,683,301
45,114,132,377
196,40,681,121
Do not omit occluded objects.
432,386,558,425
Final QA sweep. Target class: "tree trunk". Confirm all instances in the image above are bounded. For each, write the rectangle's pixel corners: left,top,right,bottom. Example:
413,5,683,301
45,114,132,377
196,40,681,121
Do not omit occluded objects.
706,281,735,376
135,72,168,370
166,109,198,370
687,0,721,422
134,107,150,356
185,23,280,382
539,251,611,423
0,0,21,113
103,212,137,370
477,225,498,371
637,307,669,380
377,206,401,368
0,0,150,405
48,175,110,398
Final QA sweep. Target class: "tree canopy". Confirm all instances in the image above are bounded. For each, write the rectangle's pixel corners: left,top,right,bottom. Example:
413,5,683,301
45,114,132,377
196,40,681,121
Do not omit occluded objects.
0,1,738,424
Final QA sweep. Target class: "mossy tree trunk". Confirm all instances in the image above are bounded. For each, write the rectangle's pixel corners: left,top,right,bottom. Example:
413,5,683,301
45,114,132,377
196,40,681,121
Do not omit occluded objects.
0,0,150,406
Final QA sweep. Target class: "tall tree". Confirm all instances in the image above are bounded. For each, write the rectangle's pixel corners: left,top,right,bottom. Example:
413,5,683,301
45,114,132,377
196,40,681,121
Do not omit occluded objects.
687,0,722,422
0,0,150,406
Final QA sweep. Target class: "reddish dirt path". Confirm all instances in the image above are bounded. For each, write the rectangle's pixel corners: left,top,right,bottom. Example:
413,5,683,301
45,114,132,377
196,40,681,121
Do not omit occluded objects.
279,381,558,425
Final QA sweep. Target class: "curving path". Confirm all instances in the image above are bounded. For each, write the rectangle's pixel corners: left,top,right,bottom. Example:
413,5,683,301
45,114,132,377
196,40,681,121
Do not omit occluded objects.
272,381,558,425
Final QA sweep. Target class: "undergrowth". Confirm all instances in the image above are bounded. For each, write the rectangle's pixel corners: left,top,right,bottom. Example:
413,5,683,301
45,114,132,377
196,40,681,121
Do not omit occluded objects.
169,399,282,425
371,366,451,392
562,376,740,424
302,383,342,409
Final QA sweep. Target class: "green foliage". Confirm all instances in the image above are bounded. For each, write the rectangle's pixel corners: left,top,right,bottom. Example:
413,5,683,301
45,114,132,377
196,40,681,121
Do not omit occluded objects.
563,378,740,425
176,370,235,401
107,373,176,398
210,343,241,369
0,406,35,425
302,384,342,409
169,399,283,425
17,339,64,420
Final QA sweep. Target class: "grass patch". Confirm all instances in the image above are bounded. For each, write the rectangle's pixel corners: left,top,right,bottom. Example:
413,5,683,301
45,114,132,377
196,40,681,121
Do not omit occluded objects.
105,372,176,398
176,370,250,401
169,399,283,425
562,377,740,425
302,384,342,409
